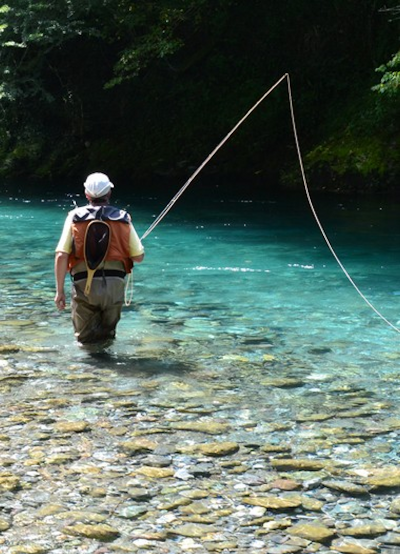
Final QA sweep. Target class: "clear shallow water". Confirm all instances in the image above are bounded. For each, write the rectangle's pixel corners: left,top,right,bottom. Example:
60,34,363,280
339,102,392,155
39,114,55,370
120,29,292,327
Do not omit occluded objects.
1,184,400,385
3,183,400,553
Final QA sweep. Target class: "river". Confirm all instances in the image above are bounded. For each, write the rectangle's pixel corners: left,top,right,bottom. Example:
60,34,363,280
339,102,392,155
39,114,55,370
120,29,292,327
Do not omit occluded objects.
0,181,400,552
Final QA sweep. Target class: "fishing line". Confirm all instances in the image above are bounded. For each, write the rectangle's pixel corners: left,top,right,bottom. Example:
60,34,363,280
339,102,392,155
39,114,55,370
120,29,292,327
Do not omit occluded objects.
137,73,400,333
140,73,288,241
285,74,400,334
124,271,133,306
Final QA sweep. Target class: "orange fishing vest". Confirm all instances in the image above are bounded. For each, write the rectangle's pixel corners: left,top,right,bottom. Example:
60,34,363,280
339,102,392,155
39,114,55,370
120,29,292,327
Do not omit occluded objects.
68,205,134,274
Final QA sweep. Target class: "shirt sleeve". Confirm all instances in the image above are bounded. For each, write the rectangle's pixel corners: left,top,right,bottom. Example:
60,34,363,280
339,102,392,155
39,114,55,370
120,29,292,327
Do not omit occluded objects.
55,212,74,253
129,223,145,257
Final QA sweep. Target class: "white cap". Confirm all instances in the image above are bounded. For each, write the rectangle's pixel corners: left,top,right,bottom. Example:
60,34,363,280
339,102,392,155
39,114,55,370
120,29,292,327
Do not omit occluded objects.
84,172,114,198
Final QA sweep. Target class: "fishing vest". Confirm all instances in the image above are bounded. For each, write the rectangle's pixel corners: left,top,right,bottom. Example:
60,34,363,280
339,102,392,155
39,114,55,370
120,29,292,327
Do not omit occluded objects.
68,205,133,273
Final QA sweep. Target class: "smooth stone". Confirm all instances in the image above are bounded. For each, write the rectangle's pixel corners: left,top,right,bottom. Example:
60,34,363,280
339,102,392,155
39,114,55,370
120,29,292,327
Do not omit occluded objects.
261,444,292,453
180,502,211,515
143,454,172,467
0,345,20,353
170,421,230,434
116,505,148,519
262,546,303,554
227,465,247,474
63,523,120,540
0,473,20,491
0,518,10,531
331,538,378,554
174,467,194,480
45,453,78,465
265,479,301,491
243,495,302,510
168,523,217,538
136,466,174,478
83,486,107,498
260,378,304,388
271,459,330,471
0,456,14,466
121,438,158,453
287,521,336,543
202,541,238,551
131,530,167,541
181,515,217,524
180,489,210,500
242,516,272,527
181,441,239,457
323,480,369,495
298,495,324,511
158,498,192,511
54,421,90,433
359,466,400,488
55,510,107,523
127,487,152,501
296,413,333,422
263,354,276,362
340,522,387,537
36,504,65,517
9,545,49,554
380,532,400,545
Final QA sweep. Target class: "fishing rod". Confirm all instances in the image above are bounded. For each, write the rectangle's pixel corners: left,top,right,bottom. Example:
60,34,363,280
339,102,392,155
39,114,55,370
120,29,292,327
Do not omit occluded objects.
136,73,400,335
140,73,288,241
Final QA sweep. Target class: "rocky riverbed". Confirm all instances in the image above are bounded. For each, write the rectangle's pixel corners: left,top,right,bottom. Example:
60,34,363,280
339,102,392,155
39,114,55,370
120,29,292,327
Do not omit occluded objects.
1,342,400,554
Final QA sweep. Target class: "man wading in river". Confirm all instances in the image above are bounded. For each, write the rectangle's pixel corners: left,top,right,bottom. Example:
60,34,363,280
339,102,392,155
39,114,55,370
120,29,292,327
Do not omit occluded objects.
54,172,144,344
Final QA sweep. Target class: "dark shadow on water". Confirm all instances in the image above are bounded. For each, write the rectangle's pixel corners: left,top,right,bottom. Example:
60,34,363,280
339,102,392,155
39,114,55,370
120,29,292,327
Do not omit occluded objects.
84,350,195,376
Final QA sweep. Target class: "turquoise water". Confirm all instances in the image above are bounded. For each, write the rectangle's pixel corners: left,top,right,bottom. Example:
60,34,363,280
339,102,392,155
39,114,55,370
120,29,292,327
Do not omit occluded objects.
1,184,400,376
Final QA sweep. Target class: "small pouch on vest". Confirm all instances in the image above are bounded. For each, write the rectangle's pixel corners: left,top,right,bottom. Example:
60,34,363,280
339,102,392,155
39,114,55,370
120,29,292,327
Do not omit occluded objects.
84,220,111,296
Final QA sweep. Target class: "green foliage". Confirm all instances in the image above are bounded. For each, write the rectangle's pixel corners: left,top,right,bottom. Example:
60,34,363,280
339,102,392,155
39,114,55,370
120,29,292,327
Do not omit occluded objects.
0,0,398,189
373,51,400,96
303,88,400,188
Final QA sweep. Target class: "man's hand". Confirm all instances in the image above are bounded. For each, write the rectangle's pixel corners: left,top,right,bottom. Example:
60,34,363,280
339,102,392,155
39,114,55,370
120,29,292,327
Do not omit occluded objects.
54,251,69,311
54,292,66,311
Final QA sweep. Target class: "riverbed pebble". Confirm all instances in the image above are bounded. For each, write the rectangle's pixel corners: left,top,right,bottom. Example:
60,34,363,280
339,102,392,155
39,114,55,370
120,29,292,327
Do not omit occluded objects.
1,343,400,553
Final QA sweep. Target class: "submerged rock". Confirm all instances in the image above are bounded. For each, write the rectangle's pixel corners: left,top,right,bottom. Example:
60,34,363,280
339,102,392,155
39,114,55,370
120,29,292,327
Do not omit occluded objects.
168,523,217,538
180,441,240,457
169,421,231,434
135,466,174,478
243,495,303,510
331,538,378,554
340,521,388,537
63,523,120,540
0,473,20,491
287,521,336,542
54,421,90,433
270,458,331,472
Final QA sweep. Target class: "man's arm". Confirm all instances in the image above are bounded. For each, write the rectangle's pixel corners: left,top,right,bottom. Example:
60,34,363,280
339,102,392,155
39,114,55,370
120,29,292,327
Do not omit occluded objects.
128,222,144,265
54,251,69,310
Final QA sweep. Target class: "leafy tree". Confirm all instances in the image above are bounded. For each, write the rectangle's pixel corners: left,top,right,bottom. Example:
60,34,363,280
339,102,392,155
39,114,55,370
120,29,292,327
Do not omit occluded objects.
372,5,399,96
0,0,398,186
373,51,400,95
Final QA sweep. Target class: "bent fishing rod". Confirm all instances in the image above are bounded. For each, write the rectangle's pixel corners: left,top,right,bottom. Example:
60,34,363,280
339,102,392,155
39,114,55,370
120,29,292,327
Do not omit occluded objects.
137,73,400,335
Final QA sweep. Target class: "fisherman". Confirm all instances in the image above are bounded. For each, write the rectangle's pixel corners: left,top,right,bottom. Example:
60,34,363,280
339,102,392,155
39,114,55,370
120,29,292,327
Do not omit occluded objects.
54,172,144,344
